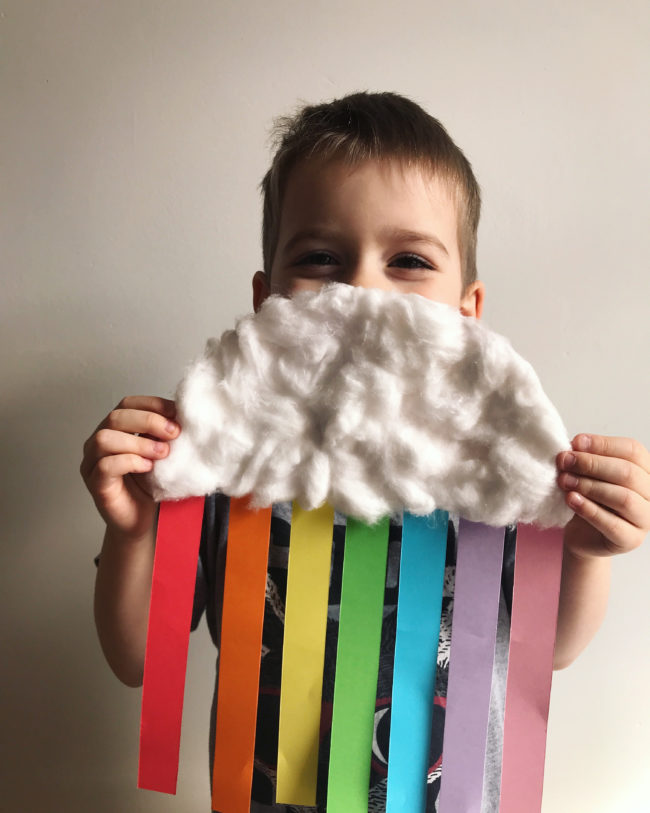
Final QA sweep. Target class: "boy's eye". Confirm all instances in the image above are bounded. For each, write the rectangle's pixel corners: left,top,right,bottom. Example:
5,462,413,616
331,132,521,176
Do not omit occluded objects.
297,251,339,266
390,253,434,270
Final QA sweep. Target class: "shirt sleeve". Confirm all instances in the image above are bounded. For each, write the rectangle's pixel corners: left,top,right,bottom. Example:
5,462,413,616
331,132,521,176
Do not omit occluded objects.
501,524,517,618
191,543,208,631
192,492,230,646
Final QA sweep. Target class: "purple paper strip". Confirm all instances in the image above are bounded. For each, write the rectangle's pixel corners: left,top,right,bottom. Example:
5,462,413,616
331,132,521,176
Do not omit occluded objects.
438,520,505,813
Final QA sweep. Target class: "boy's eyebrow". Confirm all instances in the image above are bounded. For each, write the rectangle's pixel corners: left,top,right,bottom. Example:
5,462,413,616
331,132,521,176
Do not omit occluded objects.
281,228,450,257
384,228,450,257
281,229,336,254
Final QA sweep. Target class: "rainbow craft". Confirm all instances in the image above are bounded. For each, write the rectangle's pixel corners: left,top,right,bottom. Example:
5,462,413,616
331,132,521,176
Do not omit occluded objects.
138,285,571,812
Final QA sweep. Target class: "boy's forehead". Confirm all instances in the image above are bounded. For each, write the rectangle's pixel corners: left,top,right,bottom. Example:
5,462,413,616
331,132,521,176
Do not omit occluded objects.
278,155,460,243
281,156,457,218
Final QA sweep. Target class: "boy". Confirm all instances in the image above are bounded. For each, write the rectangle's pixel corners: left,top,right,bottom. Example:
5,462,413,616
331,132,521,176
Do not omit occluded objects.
81,92,650,811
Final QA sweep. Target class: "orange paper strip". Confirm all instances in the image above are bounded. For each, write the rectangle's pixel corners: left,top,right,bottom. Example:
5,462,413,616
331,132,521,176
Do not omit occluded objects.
211,497,272,813
499,524,564,813
138,496,205,794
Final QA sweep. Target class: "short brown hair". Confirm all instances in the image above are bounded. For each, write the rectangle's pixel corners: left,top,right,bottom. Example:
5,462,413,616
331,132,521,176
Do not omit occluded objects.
260,91,481,288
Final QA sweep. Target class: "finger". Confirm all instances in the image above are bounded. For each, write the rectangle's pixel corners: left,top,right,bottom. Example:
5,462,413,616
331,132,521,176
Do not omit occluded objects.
100,408,180,440
117,395,177,418
89,396,177,437
565,492,645,555
556,449,650,500
571,434,650,473
558,473,650,529
88,453,156,495
82,428,170,474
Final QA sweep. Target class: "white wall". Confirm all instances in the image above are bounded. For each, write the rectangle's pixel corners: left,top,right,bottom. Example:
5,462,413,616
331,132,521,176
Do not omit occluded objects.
2,1,648,810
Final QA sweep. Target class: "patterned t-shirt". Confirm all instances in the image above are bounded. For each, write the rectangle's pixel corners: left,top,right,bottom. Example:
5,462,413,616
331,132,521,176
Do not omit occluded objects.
192,494,515,813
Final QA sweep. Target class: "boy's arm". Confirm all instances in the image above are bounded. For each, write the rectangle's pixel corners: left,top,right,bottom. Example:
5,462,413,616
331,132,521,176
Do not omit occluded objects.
553,434,650,669
94,525,156,687
81,396,180,687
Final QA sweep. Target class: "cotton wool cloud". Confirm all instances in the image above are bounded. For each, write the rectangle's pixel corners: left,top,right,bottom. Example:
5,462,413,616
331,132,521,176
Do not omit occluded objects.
150,284,572,527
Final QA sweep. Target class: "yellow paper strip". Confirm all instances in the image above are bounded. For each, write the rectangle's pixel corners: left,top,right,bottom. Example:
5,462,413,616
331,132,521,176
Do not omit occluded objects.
276,502,335,805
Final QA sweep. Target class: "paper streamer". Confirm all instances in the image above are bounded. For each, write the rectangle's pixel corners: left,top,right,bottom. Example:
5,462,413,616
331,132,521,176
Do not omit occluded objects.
276,502,335,805
386,510,449,812
499,524,564,813
327,516,390,811
211,498,272,813
438,520,505,812
138,496,205,793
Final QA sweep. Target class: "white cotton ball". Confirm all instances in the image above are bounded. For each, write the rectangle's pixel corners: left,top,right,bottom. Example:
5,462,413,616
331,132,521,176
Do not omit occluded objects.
150,283,572,527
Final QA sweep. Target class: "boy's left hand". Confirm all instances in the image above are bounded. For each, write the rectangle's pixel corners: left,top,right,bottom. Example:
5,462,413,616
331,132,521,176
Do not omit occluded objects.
557,434,650,558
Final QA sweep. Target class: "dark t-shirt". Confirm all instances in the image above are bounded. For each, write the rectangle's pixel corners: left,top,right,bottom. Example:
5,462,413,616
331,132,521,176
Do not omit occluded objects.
192,494,516,812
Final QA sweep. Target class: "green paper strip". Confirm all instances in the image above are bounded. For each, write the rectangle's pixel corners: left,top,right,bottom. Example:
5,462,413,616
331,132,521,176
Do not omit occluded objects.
327,516,390,812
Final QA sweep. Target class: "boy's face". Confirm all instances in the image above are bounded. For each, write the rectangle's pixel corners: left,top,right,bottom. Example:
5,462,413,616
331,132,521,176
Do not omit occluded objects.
253,157,484,317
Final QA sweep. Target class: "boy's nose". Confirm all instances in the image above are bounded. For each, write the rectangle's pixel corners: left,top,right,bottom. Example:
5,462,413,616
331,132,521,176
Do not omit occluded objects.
345,262,392,290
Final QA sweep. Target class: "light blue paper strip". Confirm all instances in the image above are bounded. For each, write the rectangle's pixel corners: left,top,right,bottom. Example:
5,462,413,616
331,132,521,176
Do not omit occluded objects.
386,510,448,813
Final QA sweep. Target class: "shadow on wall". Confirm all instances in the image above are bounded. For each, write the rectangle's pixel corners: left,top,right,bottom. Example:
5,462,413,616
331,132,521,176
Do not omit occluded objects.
0,368,204,811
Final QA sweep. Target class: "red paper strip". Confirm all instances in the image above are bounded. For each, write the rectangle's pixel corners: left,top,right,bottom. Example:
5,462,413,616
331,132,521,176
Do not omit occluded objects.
138,496,205,794
211,498,272,813
499,524,564,813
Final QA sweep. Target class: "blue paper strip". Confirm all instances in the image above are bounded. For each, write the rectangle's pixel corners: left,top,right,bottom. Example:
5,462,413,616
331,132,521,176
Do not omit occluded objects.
386,510,448,813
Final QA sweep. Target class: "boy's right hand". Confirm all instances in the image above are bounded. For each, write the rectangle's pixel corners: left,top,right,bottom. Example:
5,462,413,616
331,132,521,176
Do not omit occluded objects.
80,396,180,542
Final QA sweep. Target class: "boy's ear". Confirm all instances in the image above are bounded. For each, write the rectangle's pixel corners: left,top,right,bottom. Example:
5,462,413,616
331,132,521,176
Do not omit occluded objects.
460,280,485,319
252,271,271,312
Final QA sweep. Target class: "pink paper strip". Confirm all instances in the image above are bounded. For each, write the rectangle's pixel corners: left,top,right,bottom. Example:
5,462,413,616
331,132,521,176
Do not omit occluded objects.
438,520,505,812
499,524,564,813
138,497,205,794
